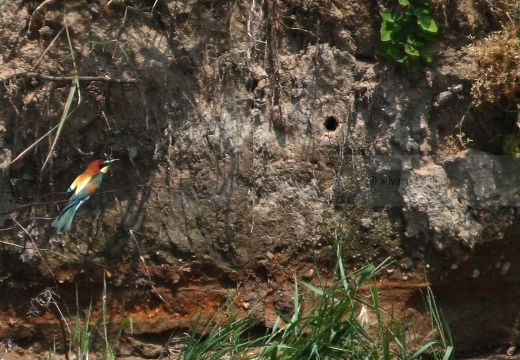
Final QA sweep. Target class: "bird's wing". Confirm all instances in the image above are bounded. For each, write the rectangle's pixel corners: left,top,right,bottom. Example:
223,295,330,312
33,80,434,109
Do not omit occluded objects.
68,173,93,194
69,174,103,203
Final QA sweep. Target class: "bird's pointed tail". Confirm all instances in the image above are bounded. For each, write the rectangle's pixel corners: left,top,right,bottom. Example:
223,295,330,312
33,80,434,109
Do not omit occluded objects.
51,199,87,232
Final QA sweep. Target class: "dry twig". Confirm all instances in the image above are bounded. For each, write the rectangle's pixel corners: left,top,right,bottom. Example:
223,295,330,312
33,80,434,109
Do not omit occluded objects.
129,229,167,304
0,72,138,84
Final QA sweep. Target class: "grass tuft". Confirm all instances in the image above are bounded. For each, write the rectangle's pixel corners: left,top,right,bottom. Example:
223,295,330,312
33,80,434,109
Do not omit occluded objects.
470,26,520,107
70,275,133,360
161,245,453,360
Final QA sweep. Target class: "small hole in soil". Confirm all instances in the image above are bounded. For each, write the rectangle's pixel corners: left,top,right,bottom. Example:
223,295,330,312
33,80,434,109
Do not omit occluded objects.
323,116,339,131
246,78,259,92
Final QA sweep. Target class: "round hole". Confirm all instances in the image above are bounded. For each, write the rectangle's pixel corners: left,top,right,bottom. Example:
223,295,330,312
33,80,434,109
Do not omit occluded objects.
324,116,339,131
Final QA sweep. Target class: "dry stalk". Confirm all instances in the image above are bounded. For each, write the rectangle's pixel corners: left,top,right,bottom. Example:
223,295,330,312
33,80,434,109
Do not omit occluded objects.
129,229,167,304
0,72,138,84
33,27,65,70
9,215,57,281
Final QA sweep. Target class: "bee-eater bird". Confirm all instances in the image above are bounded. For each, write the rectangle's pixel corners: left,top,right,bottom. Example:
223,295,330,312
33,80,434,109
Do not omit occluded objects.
52,159,118,232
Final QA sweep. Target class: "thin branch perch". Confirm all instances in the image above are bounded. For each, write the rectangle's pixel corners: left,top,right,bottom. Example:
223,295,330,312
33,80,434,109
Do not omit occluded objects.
0,72,138,84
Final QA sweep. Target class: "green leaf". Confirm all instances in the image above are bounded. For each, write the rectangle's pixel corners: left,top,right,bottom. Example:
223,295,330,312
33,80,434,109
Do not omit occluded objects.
410,341,438,359
398,0,410,6
389,23,404,42
404,43,420,56
358,264,376,285
503,133,520,157
407,35,424,47
390,48,407,62
401,11,413,24
420,45,434,62
414,7,430,16
380,21,394,41
420,30,440,41
380,11,394,23
376,44,390,57
417,15,438,33
299,280,325,296
443,346,455,360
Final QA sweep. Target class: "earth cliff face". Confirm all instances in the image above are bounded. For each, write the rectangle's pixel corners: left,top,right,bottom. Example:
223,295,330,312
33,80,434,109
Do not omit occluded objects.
0,0,519,356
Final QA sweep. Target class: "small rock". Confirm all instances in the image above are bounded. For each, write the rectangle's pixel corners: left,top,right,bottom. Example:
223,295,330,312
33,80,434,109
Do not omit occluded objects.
129,146,138,159
250,65,267,81
500,262,511,275
507,346,516,356
149,59,163,68
451,84,463,92
400,258,414,271
38,26,54,37
360,218,373,230
0,149,12,169
434,91,452,106
301,268,314,280
90,4,100,14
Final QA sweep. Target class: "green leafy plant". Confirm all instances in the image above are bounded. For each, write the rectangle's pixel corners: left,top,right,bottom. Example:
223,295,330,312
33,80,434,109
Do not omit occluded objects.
71,276,133,360
161,297,257,360
378,0,439,72
161,242,454,360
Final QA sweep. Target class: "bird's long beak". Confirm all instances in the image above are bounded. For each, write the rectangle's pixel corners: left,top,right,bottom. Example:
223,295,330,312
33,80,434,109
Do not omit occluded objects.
101,159,119,173
103,159,119,165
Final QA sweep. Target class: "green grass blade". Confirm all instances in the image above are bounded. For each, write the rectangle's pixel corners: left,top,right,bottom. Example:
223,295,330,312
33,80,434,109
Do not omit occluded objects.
442,345,454,360
335,232,349,291
410,341,438,359
41,76,78,171
41,27,81,171
10,123,59,165
299,280,324,296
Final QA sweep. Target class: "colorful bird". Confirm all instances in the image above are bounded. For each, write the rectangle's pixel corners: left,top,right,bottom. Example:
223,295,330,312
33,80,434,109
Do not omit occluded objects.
52,159,118,232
